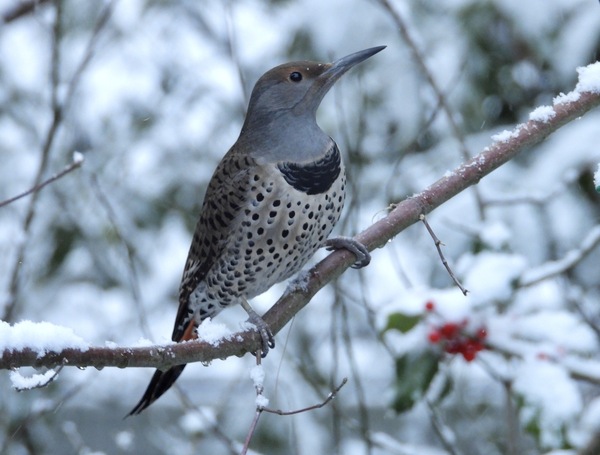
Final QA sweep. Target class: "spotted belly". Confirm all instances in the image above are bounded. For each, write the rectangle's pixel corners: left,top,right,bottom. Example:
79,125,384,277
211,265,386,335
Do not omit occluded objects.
188,162,346,321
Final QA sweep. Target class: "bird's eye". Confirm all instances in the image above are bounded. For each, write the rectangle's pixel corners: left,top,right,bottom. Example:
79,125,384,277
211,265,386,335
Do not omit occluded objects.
289,71,303,82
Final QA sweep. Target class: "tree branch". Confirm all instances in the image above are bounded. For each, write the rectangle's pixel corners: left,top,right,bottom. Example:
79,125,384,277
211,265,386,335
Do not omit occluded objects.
1,77,599,371
0,153,84,209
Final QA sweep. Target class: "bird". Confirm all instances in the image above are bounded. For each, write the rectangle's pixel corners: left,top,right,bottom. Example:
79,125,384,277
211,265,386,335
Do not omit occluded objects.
128,45,385,415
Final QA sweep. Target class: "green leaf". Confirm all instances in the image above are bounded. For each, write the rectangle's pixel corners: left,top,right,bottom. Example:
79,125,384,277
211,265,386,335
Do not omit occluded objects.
383,312,422,334
392,349,439,413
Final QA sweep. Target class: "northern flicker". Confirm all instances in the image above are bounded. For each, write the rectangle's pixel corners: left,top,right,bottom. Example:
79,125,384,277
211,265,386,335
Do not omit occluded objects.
129,46,384,415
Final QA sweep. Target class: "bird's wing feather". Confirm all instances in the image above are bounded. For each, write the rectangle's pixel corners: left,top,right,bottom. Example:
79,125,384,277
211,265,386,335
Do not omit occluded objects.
172,149,257,341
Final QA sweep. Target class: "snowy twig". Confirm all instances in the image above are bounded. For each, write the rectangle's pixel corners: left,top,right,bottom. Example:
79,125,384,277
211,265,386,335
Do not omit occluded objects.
419,215,469,295
519,225,600,287
488,341,600,386
0,154,84,209
241,357,347,452
1,81,599,370
11,365,64,392
426,400,463,455
241,357,264,455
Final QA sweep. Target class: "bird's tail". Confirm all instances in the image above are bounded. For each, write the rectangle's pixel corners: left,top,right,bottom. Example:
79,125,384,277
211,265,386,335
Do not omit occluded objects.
127,364,187,416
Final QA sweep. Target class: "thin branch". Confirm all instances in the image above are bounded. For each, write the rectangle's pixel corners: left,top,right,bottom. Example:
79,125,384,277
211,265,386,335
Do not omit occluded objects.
241,410,262,455
488,340,600,386
3,0,64,322
426,400,463,455
11,365,64,392
420,214,468,295
262,378,348,416
376,0,486,220
241,355,264,455
0,154,84,209
1,87,599,370
2,1,113,322
89,173,151,338
519,225,600,287
1,0,51,23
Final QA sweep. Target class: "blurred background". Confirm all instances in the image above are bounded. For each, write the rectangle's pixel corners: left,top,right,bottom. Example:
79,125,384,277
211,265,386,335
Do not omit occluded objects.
1,0,600,454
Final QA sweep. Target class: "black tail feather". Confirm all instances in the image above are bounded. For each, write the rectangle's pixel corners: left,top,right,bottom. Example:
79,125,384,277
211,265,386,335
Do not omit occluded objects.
127,364,187,416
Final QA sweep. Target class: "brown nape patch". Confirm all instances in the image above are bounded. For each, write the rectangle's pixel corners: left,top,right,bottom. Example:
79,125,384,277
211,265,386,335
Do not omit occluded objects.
181,320,198,341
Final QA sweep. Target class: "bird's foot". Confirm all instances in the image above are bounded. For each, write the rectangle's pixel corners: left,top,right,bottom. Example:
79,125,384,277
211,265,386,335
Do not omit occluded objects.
241,299,275,357
325,236,371,269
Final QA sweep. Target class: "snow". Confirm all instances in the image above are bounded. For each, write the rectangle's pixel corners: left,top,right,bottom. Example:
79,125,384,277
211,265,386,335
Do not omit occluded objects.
114,431,134,450
491,128,519,143
255,393,270,408
195,318,234,346
72,151,84,164
514,311,597,353
250,365,269,407
595,163,600,192
250,364,265,388
553,91,580,105
575,61,600,94
459,252,528,306
9,369,57,391
179,408,216,434
479,220,511,250
529,105,556,123
0,320,89,356
551,62,600,109
513,360,582,448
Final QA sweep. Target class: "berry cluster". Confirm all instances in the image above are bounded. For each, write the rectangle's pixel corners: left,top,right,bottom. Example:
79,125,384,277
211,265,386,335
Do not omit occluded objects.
424,301,487,362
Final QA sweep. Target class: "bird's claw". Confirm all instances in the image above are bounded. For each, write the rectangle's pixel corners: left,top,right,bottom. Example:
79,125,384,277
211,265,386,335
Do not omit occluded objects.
325,236,371,269
241,300,275,357
249,315,275,358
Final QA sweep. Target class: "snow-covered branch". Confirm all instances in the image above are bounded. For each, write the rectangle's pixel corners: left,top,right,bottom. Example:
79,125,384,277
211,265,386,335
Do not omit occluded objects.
1,66,599,372
519,225,600,287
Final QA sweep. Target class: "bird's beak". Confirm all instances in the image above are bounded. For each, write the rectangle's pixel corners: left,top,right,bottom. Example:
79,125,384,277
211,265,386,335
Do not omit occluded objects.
320,46,387,82
304,46,385,112
322,45,387,82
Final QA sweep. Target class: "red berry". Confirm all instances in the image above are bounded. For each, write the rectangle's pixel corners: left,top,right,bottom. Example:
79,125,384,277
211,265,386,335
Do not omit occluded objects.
475,327,487,340
428,330,441,343
462,349,477,362
470,340,484,352
425,301,435,312
444,341,461,354
440,323,459,339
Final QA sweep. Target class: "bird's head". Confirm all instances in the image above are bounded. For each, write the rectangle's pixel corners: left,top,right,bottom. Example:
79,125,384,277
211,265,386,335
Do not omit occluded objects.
242,46,386,129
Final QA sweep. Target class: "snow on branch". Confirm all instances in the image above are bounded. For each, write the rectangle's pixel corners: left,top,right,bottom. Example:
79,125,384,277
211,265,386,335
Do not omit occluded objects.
1,64,600,372
519,225,600,287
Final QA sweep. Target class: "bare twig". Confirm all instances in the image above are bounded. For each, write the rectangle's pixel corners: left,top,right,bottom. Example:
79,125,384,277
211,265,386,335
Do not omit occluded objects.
262,378,348,416
1,0,51,23
420,215,468,295
241,409,262,455
0,155,84,209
